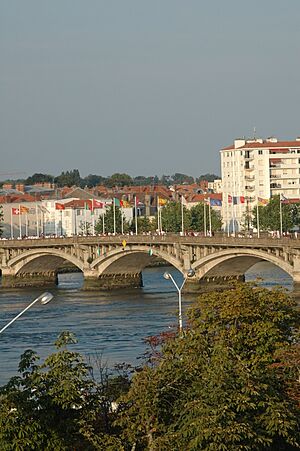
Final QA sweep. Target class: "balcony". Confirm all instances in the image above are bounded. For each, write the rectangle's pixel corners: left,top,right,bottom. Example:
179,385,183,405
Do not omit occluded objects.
245,185,255,192
245,175,255,181
270,183,282,189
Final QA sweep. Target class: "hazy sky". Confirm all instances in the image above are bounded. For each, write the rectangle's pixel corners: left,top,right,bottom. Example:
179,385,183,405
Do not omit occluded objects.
1,1,300,179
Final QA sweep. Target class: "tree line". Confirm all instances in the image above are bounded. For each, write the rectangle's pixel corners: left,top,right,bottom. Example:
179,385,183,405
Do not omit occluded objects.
0,284,299,450
0,170,220,189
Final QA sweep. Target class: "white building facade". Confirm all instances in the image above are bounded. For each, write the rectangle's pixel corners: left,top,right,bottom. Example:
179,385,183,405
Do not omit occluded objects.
220,137,300,231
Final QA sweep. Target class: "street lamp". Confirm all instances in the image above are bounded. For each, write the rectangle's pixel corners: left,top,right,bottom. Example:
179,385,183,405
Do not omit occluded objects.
0,292,54,335
163,268,195,333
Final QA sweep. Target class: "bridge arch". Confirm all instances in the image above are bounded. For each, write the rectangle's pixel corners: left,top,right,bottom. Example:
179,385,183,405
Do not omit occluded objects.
7,248,85,274
91,245,184,275
192,248,293,279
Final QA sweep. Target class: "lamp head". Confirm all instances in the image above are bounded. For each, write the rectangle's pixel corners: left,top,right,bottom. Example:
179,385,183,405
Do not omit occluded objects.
163,272,171,280
187,268,195,278
36,292,54,305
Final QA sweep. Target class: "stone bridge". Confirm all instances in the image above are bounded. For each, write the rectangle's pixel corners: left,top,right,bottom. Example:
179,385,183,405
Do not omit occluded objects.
0,235,300,291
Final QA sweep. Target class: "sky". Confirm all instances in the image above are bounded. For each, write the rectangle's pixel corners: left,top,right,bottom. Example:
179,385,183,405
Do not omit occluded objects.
1,1,300,180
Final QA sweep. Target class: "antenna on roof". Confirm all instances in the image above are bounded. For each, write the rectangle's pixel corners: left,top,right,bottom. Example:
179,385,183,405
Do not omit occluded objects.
253,126,256,139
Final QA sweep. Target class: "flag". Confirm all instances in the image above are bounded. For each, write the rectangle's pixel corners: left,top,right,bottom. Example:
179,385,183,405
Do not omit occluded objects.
158,197,167,206
280,193,288,203
121,200,130,208
39,205,49,213
12,207,20,215
204,197,210,204
20,205,29,214
92,200,104,209
233,196,239,205
210,198,222,207
240,196,245,204
114,198,121,207
228,195,232,204
55,202,65,210
258,197,269,206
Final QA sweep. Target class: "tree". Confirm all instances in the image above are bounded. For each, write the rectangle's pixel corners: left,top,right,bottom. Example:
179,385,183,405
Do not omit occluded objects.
55,169,82,188
0,332,125,450
95,205,130,234
118,284,300,450
106,173,133,188
190,202,222,233
196,173,220,182
25,173,54,185
159,201,191,232
82,174,107,188
252,195,298,232
171,173,194,185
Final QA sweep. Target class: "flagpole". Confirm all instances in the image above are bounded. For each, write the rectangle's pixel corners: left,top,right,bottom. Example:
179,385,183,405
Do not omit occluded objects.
203,201,207,237
181,195,184,236
91,199,95,236
134,196,138,235
279,195,283,237
19,204,22,239
36,205,39,237
208,198,212,236
121,206,124,235
157,197,160,233
102,211,105,234
10,208,13,239
232,198,235,237
113,198,116,235
84,203,87,235
256,201,260,239
25,213,28,237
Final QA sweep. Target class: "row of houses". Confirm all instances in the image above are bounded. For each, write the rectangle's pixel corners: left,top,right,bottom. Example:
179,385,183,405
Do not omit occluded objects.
0,184,222,238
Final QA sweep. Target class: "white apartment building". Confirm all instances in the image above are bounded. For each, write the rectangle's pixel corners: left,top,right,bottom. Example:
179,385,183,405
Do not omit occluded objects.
220,136,300,231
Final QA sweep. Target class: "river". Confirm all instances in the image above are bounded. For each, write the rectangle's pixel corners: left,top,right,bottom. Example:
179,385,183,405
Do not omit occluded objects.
0,262,294,385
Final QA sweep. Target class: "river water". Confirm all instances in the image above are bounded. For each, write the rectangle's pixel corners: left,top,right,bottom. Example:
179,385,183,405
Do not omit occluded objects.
0,262,293,385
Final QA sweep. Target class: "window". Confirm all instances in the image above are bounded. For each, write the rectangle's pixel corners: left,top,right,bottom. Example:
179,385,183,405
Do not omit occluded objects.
258,150,263,155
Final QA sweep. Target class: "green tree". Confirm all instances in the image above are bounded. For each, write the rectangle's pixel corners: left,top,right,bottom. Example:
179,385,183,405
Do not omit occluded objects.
25,173,54,185
252,195,299,232
0,332,124,450
190,202,222,233
171,173,194,185
82,174,107,188
159,201,191,232
55,169,82,188
95,205,130,234
196,173,220,182
107,173,133,188
118,284,300,450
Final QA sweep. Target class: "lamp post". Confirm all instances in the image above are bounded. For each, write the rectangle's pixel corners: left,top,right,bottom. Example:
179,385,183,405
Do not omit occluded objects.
163,269,195,333
0,292,54,335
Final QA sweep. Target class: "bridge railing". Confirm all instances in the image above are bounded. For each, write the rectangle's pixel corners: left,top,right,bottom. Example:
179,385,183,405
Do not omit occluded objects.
1,233,300,248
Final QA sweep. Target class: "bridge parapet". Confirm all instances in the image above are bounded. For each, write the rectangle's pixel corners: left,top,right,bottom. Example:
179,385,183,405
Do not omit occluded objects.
0,235,299,290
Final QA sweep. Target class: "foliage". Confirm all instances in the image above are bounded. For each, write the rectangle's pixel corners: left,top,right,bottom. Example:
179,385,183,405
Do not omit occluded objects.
118,284,300,450
252,195,300,232
95,205,130,234
159,201,191,232
0,332,126,451
106,173,133,188
82,174,107,188
196,173,220,182
190,202,222,232
25,173,54,185
129,216,155,233
172,173,195,185
55,169,82,188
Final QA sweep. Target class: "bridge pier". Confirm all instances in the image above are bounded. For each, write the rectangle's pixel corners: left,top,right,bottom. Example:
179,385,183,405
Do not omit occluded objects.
83,272,143,290
184,274,245,293
1,271,58,288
